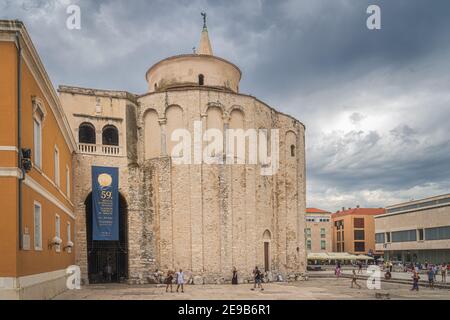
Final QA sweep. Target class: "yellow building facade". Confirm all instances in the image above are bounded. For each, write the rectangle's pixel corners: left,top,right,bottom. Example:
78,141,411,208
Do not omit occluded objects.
0,20,77,300
305,208,332,253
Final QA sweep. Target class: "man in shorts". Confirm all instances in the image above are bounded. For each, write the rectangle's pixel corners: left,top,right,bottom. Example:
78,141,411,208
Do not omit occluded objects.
251,266,264,291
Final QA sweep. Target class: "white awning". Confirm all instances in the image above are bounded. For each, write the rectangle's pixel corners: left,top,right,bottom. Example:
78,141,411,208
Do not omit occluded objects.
307,252,374,261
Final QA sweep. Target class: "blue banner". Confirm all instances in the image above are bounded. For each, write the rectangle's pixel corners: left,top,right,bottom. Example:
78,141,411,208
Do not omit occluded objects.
92,166,119,241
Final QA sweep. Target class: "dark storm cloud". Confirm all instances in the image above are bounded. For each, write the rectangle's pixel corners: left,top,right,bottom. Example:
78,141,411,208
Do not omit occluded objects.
1,0,449,211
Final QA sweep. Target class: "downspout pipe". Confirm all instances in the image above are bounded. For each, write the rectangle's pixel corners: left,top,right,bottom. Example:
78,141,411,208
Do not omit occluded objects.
16,31,24,250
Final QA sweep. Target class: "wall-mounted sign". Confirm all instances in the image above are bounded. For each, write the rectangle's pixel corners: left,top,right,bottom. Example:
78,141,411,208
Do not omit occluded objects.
92,166,119,241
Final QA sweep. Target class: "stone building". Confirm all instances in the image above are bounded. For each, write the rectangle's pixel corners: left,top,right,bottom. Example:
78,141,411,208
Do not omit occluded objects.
59,20,307,284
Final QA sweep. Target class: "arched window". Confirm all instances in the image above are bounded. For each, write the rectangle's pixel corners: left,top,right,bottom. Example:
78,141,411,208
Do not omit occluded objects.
154,83,158,91
79,123,96,144
290,145,296,157
102,125,119,146
198,74,205,86
263,230,272,241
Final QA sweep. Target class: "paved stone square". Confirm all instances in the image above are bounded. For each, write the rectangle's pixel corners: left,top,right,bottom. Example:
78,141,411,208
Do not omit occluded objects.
54,278,450,300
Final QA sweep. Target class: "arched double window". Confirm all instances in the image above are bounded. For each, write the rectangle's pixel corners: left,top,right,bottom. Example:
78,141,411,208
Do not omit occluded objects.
102,125,119,146
79,122,96,144
198,74,205,86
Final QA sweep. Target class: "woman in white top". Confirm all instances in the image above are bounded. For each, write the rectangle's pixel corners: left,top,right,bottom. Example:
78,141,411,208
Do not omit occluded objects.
176,269,185,293
441,263,448,283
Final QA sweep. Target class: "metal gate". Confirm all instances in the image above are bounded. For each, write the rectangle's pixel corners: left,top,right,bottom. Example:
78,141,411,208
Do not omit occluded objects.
85,193,128,284
88,245,128,284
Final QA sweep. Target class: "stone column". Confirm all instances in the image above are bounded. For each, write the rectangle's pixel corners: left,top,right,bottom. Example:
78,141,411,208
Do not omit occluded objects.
223,115,230,161
96,128,102,152
220,115,233,277
190,114,208,275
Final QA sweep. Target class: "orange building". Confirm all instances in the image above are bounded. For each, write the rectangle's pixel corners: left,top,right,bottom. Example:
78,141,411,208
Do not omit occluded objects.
331,207,385,257
0,20,77,299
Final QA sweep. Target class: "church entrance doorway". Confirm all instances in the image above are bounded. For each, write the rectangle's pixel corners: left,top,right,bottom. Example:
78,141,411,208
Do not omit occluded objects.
264,242,270,272
85,193,128,284
263,230,272,272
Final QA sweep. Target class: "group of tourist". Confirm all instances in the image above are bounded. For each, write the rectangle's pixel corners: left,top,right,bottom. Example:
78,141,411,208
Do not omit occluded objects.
424,262,448,290
386,260,450,274
407,261,449,291
157,260,448,293
163,269,185,293
334,259,449,291
158,266,267,293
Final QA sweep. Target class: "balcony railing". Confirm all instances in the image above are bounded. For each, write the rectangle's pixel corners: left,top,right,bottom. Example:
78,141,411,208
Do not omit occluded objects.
78,143,123,157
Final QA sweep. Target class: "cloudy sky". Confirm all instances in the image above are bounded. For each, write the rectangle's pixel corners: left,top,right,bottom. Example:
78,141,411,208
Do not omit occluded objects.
2,0,449,212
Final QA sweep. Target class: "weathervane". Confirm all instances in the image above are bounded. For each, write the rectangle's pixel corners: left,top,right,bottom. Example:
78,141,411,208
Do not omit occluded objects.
201,12,207,30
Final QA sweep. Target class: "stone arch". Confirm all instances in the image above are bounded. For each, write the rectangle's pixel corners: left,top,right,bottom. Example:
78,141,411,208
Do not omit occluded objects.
285,130,297,137
102,125,119,146
143,107,161,119
144,109,161,159
164,104,183,118
263,229,272,241
227,105,245,117
206,106,223,130
205,106,224,159
202,102,225,116
228,108,246,163
166,105,184,157
79,122,96,144
229,108,245,130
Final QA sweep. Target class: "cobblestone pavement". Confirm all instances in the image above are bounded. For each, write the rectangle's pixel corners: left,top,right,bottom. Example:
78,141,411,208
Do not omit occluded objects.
54,278,450,300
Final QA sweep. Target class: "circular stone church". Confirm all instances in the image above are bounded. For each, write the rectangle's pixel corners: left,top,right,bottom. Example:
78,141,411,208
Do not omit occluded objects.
59,18,306,285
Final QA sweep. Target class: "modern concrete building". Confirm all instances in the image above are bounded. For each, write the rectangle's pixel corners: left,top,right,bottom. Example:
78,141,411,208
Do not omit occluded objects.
375,194,450,264
332,207,385,257
305,208,332,253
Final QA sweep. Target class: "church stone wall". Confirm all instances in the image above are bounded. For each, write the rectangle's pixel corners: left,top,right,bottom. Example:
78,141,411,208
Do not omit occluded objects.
133,89,306,283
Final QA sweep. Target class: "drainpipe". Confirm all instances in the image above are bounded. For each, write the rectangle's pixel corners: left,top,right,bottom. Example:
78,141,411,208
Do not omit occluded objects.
16,31,24,250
